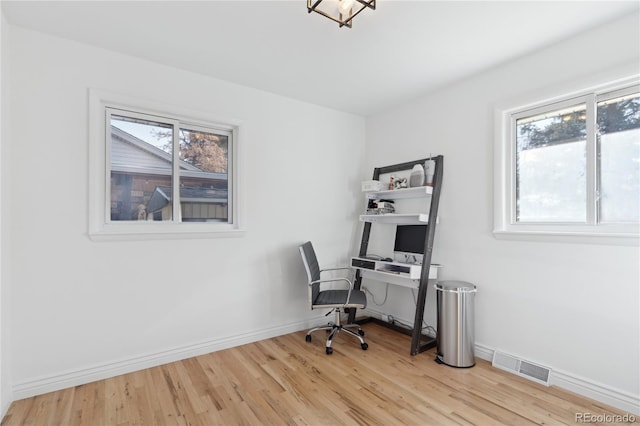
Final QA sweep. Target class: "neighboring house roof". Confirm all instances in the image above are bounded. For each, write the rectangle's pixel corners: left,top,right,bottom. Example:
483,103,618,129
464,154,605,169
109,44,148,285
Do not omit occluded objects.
110,125,227,180
147,186,229,213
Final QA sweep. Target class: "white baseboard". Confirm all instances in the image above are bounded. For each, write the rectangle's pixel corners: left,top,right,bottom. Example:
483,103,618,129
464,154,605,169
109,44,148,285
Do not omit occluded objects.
473,343,639,416
360,315,638,416
10,321,640,417
474,342,494,362
551,369,640,416
0,395,11,421
12,317,322,401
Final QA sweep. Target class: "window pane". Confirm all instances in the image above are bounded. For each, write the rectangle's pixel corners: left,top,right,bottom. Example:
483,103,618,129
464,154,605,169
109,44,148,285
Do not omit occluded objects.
598,93,640,223
516,104,587,222
178,128,230,223
110,115,173,221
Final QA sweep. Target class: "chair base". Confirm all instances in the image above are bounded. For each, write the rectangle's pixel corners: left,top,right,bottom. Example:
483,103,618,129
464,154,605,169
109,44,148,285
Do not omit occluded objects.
305,308,368,354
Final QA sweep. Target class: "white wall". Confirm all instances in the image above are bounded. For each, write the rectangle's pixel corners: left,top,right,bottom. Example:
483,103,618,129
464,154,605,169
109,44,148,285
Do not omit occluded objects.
0,9,6,418
365,13,640,413
0,9,13,419
5,26,366,398
2,6,638,418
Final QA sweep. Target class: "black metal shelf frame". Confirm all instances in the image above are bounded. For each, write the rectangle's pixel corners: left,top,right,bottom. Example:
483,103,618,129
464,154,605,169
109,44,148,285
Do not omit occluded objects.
349,156,444,355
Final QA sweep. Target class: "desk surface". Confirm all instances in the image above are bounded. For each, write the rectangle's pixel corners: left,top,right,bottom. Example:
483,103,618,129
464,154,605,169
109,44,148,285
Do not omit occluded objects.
351,257,440,288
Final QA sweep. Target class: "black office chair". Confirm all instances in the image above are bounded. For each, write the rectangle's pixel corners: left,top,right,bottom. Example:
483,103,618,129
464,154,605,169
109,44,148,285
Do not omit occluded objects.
299,241,368,354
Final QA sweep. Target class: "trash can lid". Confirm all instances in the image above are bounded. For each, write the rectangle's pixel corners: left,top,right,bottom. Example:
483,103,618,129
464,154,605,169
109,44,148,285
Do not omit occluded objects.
435,280,476,292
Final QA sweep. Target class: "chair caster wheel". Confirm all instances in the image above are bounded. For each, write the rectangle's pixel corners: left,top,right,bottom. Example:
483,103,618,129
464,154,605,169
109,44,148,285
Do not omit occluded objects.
305,335,311,342
358,329,365,336
326,347,333,355
361,343,368,350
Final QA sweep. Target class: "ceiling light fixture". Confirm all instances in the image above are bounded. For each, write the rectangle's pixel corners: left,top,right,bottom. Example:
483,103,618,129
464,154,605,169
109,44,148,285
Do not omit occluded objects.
307,0,376,28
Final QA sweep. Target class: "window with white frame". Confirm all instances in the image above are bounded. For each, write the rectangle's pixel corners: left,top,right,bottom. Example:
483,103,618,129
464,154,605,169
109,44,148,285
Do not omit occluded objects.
495,80,640,243
89,90,242,240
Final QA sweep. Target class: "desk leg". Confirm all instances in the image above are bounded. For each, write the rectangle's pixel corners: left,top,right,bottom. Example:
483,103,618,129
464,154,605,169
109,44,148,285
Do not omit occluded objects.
410,278,432,355
348,270,363,324
355,317,435,354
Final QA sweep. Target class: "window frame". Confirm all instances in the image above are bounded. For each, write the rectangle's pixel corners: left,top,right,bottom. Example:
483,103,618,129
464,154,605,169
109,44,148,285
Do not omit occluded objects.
89,89,244,241
494,77,639,245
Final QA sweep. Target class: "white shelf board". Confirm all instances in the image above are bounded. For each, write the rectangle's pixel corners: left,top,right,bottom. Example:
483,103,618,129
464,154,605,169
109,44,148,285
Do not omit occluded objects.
359,213,429,224
359,269,420,289
365,186,433,200
358,269,439,288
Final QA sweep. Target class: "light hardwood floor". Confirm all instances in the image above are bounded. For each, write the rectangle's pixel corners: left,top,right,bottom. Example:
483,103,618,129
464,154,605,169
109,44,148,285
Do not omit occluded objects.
2,322,637,425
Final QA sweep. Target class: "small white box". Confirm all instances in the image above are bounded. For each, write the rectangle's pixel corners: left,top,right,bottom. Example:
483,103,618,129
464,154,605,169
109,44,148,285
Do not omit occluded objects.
361,180,382,192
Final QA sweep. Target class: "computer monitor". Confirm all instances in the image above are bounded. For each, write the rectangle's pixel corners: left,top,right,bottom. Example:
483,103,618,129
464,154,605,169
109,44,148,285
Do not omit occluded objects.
393,225,427,263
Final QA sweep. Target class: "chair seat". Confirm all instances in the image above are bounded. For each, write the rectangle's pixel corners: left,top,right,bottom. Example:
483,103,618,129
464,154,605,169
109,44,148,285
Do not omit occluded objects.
313,289,367,308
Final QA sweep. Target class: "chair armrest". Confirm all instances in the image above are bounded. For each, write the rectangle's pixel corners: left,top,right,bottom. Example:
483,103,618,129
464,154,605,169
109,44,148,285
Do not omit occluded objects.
309,277,353,288
320,267,355,284
320,267,352,272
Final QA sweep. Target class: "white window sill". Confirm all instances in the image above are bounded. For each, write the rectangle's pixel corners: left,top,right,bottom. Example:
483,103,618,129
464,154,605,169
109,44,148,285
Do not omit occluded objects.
89,223,246,242
493,227,639,246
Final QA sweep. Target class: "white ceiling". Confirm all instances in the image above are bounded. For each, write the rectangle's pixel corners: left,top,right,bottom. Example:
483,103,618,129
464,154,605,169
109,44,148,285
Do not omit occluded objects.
2,1,639,116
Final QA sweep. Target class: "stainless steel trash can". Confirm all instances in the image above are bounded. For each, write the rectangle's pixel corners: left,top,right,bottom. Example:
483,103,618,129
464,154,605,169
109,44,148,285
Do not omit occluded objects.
435,281,477,368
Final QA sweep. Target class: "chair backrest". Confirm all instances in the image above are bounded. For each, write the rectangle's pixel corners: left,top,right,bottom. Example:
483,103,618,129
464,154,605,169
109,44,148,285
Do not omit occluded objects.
299,241,320,306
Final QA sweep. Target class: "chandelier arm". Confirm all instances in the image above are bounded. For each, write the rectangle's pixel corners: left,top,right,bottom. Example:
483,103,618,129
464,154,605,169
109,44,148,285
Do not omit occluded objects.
355,0,376,10
307,0,374,28
307,0,323,13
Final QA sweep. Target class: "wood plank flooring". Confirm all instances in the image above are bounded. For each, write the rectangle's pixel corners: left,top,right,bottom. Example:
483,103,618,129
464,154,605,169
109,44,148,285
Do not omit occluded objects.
2,323,637,425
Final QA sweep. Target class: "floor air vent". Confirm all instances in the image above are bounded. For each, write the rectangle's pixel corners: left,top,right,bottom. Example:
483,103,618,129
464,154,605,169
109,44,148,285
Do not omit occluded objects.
492,351,551,386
